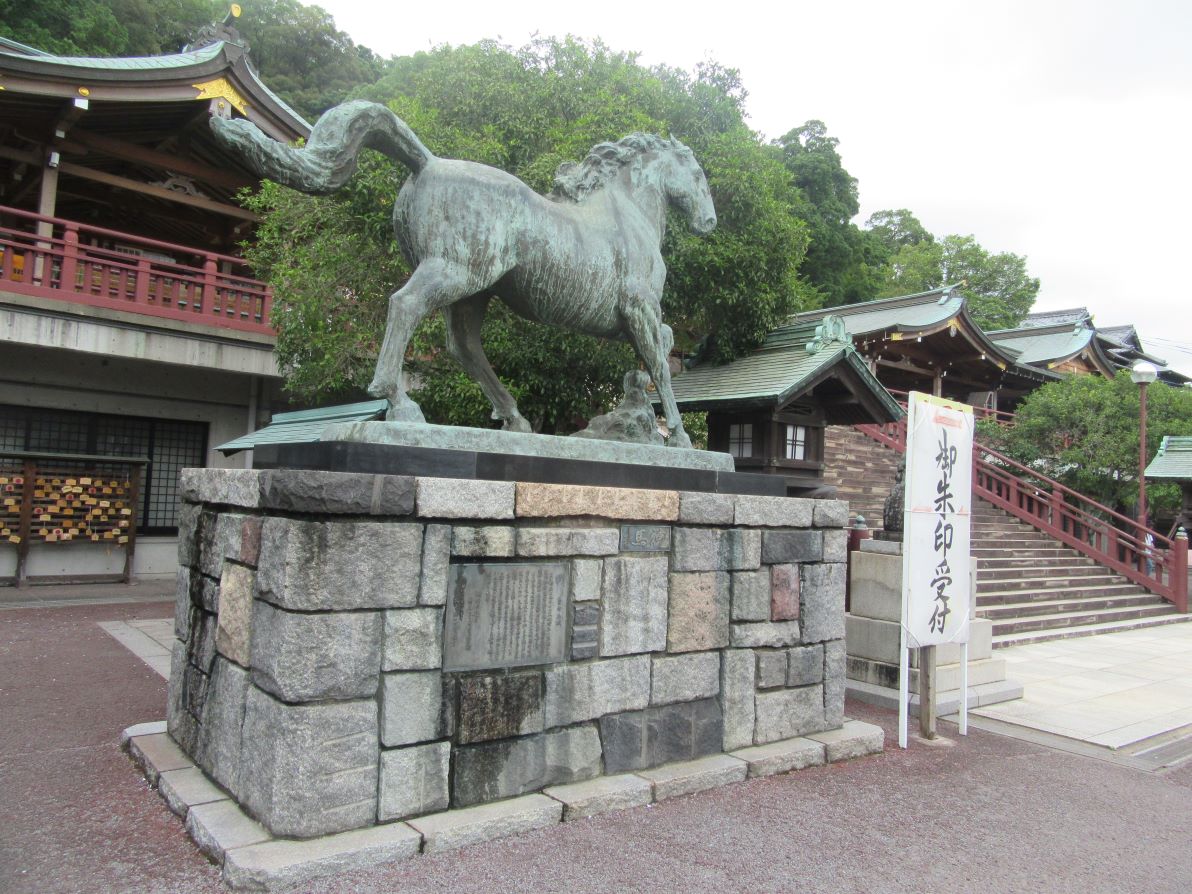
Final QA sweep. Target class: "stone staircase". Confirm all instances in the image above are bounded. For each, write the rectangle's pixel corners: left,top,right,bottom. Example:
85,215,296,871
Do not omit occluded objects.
973,502,1191,647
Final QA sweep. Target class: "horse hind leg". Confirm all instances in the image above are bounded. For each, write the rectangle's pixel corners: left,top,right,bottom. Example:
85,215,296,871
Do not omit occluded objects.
444,295,532,433
369,259,478,422
621,301,691,449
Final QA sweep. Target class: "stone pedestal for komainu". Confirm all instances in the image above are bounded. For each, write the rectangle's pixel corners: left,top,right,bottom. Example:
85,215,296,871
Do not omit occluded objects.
148,467,882,887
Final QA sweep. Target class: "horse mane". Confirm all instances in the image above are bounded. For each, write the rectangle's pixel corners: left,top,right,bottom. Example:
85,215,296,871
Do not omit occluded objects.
552,133,688,202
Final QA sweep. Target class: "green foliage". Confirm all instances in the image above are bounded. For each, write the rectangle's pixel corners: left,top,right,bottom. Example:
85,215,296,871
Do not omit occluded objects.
0,0,215,56
773,121,884,308
987,371,1192,518
233,0,385,120
246,38,810,430
865,209,933,253
877,233,1039,330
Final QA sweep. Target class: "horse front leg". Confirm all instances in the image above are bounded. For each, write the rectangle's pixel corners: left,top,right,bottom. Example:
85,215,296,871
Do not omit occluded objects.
368,259,476,422
621,299,691,449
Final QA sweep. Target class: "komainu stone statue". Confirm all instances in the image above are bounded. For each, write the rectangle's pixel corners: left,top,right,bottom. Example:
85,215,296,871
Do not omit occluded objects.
212,101,717,448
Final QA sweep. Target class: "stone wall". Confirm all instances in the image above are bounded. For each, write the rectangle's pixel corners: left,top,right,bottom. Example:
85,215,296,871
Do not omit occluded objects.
168,468,850,840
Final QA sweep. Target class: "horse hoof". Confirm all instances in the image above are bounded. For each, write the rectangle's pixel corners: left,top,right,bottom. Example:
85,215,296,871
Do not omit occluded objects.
668,430,692,449
503,417,533,434
385,400,427,424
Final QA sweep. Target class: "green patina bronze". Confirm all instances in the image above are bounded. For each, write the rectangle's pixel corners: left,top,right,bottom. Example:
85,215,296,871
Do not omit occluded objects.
212,100,716,448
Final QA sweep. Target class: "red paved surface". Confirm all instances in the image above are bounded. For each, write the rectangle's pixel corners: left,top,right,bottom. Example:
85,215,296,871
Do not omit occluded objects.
3,599,1192,894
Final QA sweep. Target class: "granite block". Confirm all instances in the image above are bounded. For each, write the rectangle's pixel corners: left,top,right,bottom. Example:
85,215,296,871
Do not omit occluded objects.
194,656,250,796
666,572,730,653
770,564,800,621
677,491,735,525
378,741,451,821
570,558,602,601
730,621,801,648
544,773,654,821
452,724,602,807
239,688,379,838
223,822,422,891
599,697,722,772
180,468,262,509
381,671,451,746
755,685,825,744
787,644,825,687
730,570,770,622
518,527,621,557
731,737,826,778
215,563,254,667
801,562,847,643
813,500,849,528
157,766,228,818
176,502,202,567
128,732,193,786
671,527,722,572
417,477,515,519
419,524,451,606
408,794,562,854
722,529,761,570
807,719,885,761
516,482,678,521
638,754,747,801
199,512,248,579
250,601,382,702
543,655,651,728
600,557,668,656
755,650,788,690
822,529,849,563
382,608,443,671
258,469,415,516
187,610,218,673
823,639,846,727
451,525,516,557
720,649,756,752
256,517,423,610
456,672,544,744
185,799,270,863
761,530,823,564
174,567,194,642
650,652,720,705
735,495,813,528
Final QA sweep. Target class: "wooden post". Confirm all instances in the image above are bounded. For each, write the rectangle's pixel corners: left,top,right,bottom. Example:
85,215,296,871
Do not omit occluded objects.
122,463,140,584
59,223,78,291
15,460,35,587
919,644,937,739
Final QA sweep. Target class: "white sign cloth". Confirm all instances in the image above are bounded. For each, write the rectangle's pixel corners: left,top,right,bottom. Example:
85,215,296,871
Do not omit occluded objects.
901,392,973,647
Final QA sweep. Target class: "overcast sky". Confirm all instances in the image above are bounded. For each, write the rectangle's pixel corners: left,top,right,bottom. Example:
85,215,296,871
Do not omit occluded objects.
313,0,1192,373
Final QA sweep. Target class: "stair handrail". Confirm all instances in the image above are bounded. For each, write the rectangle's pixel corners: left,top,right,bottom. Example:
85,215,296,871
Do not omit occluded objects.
852,404,1188,612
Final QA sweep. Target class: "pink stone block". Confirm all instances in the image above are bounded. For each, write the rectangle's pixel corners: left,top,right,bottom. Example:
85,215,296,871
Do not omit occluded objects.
770,564,800,621
240,517,263,566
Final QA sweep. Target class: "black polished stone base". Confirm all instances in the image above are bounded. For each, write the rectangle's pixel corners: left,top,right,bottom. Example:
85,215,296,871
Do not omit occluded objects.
252,441,789,497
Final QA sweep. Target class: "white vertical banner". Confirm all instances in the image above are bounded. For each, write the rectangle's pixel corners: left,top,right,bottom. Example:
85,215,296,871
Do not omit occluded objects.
898,391,974,747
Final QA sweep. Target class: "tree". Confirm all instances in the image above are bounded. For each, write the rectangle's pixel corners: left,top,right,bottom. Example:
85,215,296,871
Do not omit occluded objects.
243,38,810,431
865,208,933,253
0,0,214,57
980,371,1192,519
773,121,884,307
878,233,1038,330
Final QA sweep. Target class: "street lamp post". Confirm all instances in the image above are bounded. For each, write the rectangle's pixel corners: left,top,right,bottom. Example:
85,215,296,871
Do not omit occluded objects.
1131,361,1159,529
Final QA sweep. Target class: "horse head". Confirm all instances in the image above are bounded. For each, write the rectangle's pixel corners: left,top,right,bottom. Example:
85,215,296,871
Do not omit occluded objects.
659,138,717,235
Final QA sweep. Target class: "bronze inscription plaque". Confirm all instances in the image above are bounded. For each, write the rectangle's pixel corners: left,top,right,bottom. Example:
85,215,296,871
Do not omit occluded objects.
443,562,570,671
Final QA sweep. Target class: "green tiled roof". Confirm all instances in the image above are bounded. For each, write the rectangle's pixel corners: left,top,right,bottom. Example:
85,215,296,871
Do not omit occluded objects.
217,399,388,454
788,287,964,337
1145,436,1192,480
669,317,903,421
989,324,1094,366
0,41,226,70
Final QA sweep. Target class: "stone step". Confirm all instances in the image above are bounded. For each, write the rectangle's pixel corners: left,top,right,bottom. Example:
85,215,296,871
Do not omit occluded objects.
992,613,1192,648
972,546,1089,560
976,564,1113,583
977,582,1148,604
975,555,1097,570
989,602,1179,636
978,592,1162,620
975,574,1135,594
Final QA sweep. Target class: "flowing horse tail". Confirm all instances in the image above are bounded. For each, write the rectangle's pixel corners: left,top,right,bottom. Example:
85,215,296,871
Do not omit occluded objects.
209,100,435,195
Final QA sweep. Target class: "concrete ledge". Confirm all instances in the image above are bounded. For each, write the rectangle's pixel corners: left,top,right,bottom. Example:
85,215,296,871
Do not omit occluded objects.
157,766,229,818
222,822,422,891
407,794,563,854
731,737,826,778
185,800,271,862
846,678,1024,716
121,720,166,745
636,754,747,801
806,720,884,762
544,774,654,820
126,731,192,785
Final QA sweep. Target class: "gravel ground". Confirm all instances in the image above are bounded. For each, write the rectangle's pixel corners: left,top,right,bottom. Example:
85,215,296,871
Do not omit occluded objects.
3,599,1191,894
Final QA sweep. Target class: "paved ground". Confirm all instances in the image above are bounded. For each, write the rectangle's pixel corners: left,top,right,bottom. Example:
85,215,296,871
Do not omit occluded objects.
975,624,1192,749
3,593,1192,893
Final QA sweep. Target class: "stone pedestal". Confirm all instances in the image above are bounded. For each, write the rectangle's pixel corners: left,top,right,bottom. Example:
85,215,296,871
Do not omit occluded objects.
844,540,1022,714
168,468,853,840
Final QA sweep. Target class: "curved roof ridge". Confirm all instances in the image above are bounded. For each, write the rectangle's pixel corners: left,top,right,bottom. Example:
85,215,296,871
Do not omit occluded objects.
0,40,227,70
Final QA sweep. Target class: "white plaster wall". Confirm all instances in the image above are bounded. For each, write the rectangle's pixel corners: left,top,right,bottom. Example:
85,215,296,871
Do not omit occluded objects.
0,547,15,578
132,537,180,579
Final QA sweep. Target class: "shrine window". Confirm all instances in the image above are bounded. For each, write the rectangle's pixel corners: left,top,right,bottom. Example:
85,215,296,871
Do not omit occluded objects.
784,424,808,461
728,423,753,458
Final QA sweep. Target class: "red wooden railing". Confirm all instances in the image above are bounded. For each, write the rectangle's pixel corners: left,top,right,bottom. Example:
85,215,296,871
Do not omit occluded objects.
0,205,274,335
855,402,1189,613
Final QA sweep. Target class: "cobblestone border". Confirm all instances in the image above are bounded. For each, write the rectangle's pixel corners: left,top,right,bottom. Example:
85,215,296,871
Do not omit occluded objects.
125,718,883,890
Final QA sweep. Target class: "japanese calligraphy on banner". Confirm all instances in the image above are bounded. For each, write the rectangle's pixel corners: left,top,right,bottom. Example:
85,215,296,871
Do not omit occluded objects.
901,392,974,647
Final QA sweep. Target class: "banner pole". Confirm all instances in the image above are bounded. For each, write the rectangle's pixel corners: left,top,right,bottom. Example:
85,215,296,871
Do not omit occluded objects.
959,640,969,736
898,624,909,748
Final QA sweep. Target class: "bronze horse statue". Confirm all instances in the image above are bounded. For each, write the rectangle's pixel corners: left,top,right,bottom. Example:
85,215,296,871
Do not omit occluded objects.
212,101,717,448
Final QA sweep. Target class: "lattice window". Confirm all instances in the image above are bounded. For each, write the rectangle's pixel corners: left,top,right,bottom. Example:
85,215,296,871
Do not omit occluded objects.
0,405,206,533
784,424,807,460
728,423,753,459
